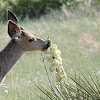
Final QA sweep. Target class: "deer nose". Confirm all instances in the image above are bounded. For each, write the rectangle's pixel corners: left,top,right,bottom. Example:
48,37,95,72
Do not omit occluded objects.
42,41,50,51
47,41,50,48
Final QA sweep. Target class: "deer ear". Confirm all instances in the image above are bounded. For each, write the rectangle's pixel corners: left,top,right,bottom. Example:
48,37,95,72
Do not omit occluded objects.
7,9,19,24
8,20,21,39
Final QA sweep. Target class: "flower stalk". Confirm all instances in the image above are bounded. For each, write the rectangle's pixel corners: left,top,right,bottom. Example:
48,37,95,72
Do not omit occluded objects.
43,41,66,83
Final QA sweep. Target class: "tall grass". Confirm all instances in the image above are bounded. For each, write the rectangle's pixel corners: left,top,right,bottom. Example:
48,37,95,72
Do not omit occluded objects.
0,7,100,99
36,68,100,99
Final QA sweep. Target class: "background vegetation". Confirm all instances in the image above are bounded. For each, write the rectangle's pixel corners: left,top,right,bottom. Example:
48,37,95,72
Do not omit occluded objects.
0,0,100,20
0,0,100,99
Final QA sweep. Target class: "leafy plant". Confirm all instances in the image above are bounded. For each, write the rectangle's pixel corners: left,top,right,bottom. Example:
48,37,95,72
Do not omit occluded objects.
36,68,100,99
0,0,100,20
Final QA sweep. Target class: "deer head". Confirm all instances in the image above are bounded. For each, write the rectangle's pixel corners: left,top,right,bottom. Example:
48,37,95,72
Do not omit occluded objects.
7,9,50,51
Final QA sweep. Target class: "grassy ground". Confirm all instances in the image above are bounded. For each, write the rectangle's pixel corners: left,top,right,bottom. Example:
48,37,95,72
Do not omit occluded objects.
0,8,100,99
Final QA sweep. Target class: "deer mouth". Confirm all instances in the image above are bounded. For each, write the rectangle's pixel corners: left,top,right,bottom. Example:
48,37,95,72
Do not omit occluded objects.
42,41,50,51
42,49,45,51
42,47,48,51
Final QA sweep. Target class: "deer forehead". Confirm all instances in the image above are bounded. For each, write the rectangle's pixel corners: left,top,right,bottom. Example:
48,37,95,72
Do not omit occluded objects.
21,30,34,39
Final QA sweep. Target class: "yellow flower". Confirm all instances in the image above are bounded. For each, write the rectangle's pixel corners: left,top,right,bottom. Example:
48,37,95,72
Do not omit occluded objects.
43,42,66,82
56,66,67,79
50,45,57,50
51,50,61,57
43,50,52,54
46,55,53,63
60,75,65,79
49,66,56,72
56,66,62,73
63,71,67,78
47,55,53,60
52,59,60,67
56,56,62,64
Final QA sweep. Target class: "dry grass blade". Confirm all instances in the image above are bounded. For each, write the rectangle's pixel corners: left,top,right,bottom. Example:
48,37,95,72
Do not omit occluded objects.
36,70,100,100
77,67,100,99
86,67,100,93
68,72,95,98
33,82,53,100
36,94,45,100
54,85,66,100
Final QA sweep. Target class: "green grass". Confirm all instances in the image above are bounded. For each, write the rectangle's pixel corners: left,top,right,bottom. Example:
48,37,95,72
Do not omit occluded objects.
0,8,100,100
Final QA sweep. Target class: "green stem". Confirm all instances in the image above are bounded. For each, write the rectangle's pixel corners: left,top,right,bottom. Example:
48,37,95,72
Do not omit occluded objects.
41,52,55,93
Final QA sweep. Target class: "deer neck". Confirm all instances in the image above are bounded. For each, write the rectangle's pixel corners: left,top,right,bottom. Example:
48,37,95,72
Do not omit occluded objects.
0,39,24,78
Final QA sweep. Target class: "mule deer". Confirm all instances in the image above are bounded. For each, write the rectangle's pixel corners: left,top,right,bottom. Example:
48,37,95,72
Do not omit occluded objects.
0,10,50,84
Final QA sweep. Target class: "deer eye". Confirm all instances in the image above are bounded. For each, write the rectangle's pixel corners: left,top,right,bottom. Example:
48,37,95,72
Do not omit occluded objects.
29,38,35,42
20,26,24,30
21,31,25,36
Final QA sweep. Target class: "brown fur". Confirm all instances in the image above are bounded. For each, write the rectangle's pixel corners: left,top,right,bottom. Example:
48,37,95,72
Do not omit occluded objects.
0,10,49,84
0,40,23,83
